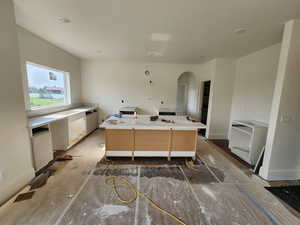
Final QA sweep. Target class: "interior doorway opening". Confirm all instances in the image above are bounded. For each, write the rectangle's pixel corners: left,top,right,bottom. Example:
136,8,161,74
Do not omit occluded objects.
176,72,197,117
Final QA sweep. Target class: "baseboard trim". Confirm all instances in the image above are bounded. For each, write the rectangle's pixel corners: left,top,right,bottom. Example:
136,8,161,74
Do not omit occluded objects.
208,133,228,140
0,167,35,205
262,168,300,181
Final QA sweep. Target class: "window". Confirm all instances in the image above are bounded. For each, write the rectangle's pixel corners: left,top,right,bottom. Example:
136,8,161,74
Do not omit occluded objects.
25,62,71,110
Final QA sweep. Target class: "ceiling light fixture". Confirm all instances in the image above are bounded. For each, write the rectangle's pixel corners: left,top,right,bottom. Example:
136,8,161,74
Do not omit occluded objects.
58,17,71,23
147,51,163,57
234,28,247,35
150,33,171,42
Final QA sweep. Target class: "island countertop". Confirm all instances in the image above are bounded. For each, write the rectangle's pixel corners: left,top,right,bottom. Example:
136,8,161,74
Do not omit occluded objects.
100,115,206,130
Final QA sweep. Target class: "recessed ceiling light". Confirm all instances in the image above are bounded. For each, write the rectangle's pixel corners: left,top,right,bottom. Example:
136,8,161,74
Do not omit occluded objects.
234,28,247,35
147,51,163,57
150,33,171,42
58,17,71,23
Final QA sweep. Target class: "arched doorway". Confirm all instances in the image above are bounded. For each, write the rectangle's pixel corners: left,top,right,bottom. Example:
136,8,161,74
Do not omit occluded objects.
176,72,197,116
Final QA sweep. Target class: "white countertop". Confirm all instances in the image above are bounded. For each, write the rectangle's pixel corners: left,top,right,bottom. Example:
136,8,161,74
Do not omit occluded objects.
28,107,97,128
100,115,206,130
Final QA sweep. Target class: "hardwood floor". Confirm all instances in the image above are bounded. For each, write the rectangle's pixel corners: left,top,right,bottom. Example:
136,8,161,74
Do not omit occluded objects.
0,130,299,225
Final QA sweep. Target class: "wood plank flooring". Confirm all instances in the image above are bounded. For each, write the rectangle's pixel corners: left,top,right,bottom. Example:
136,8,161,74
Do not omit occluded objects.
0,130,299,225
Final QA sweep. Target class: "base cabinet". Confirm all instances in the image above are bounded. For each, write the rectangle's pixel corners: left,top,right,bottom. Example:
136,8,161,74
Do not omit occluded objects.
51,112,87,150
105,129,197,158
50,109,99,150
68,113,87,146
32,128,53,171
86,111,98,134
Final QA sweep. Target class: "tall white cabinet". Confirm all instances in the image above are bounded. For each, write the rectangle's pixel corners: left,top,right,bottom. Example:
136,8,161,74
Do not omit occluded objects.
229,120,268,165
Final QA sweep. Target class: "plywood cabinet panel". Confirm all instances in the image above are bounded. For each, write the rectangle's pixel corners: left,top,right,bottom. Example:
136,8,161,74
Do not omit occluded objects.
135,130,170,151
172,130,197,152
104,129,197,155
105,129,134,151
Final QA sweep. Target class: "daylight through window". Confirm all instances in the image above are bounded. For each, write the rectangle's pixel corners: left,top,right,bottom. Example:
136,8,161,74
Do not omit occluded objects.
26,63,70,109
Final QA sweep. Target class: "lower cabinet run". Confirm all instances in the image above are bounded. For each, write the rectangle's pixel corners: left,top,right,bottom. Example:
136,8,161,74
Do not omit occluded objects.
50,110,98,150
31,126,53,171
105,129,197,159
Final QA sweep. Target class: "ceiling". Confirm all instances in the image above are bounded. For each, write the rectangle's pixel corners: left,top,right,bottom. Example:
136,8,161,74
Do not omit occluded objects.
13,0,300,64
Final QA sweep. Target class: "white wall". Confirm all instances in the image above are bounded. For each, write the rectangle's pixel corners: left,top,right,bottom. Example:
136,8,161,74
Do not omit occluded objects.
208,58,236,139
17,27,82,117
81,60,199,121
0,0,34,205
260,20,300,180
230,43,281,124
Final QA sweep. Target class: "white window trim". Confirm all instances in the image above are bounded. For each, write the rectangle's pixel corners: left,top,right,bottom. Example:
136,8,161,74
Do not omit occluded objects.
24,61,71,112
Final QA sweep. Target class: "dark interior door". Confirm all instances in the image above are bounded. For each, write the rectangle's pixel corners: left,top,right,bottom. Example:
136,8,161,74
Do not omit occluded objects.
201,81,211,125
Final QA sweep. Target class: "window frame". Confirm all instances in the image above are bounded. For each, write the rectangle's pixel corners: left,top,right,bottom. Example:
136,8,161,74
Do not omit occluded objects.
24,62,71,111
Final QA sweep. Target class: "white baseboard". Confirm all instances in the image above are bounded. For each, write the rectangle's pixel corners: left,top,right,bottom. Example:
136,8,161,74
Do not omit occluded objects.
0,167,35,205
261,168,300,181
208,133,228,140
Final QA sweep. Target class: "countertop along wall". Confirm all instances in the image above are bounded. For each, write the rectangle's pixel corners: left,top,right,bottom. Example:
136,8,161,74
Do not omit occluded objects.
81,60,204,121
0,0,34,205
17,27,82,117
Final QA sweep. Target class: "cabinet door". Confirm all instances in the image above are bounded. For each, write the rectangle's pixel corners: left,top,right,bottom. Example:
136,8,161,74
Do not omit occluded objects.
69,114,87,146
171,130,197,151
86,112,98,134
105,129,134,151
32,131,53,171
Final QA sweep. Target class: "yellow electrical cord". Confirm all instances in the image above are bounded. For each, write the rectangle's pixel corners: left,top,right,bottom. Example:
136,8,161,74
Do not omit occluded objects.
104,168,190,225
185,159,199,171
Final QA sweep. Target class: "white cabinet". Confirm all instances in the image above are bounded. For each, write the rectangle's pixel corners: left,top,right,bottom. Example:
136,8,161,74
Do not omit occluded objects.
31,126,53,171
34,107,99,151
229,120,268,165
68,112,87,146
50,112,87,150
86,110,98,134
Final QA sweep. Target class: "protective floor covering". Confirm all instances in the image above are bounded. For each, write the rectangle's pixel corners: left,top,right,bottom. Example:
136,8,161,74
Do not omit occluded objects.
56,164,300,225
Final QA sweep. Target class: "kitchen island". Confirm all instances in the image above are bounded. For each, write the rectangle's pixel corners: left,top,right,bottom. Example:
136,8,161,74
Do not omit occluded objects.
100,115,206,160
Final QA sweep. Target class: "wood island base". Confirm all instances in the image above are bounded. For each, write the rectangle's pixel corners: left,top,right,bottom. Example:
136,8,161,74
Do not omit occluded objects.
104,129,198,160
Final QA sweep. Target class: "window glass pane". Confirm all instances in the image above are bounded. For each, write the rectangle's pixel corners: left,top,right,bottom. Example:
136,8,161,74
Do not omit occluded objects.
26,63,67,108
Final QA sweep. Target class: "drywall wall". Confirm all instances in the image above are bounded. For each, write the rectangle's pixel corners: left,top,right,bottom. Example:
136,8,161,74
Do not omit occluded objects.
193,59,236,139
230,43,281,124
208,58,236,139
81,60,205,121
0,0,34,205
260,20,300,180
17,26,82,117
